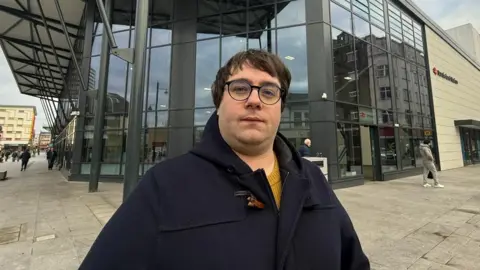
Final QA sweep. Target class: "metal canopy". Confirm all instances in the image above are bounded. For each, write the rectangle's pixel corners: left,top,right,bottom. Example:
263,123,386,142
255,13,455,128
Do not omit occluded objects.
0,0,85,98
101,0,286,39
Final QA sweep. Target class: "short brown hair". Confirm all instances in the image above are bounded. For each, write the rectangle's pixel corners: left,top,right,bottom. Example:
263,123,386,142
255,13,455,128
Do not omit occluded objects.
211,49,291,111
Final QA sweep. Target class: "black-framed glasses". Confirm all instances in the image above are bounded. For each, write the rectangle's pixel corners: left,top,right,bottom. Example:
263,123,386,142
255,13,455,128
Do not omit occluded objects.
225,79,284,105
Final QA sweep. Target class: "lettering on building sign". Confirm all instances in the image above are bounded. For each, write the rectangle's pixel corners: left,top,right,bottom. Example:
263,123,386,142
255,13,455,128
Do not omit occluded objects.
432,67,458,84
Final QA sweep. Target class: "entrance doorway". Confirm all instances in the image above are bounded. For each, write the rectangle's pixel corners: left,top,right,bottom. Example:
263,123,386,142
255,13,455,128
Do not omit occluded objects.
360,126,382,181
460,128,480,166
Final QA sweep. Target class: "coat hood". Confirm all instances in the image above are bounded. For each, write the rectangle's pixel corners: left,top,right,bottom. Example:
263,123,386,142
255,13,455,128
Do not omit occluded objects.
190,112,304,175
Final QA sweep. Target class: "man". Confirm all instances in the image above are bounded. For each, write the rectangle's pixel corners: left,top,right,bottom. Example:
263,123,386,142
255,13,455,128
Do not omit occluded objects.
419,140,444,188
46,148,57,170
298,138,311,157
80,49,369,270
20,148,31,171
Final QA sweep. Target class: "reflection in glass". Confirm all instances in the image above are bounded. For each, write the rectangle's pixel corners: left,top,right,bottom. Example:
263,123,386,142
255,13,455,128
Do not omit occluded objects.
356,39,375,107
390,35,404,57
195,108,215,126
280,99,309,129
353,15,370,41
277,26,307,94
113,30,131,49
331,2,352,34
143,128,168,164
221,36,246,65
337,123,362,177
412,129,424,166
144,111,168,128
194,126,205,145
248,29,276,53
392,57,407,111
332,28,356,103
91,35,102,56
352,0,369,20
276,0,306,28
195,39,220,107
369,0,385,28
102,130,124,163
399,128,415,169
336,103,359,122
373,51,392,110
146,46,171,111
379,127,397,172
333,0,351,10
370,25,387,50
105,55,128,116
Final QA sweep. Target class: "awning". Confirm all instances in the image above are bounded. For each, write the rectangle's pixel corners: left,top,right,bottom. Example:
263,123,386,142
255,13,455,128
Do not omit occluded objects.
454,119,480,130
0,0,85,98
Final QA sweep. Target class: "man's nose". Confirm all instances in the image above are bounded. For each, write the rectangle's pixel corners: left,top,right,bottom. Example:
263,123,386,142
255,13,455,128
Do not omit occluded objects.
245,89,262,108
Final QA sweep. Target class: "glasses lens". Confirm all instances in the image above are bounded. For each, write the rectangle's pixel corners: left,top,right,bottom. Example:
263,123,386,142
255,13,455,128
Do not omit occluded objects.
259,85,281,104
229,81,251,100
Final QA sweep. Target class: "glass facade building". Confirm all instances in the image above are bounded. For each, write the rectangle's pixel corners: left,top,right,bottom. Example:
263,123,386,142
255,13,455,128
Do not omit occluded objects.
31,0,439,185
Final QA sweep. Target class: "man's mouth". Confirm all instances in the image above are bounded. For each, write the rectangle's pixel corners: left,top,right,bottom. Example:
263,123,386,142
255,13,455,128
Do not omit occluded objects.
241,117,264,122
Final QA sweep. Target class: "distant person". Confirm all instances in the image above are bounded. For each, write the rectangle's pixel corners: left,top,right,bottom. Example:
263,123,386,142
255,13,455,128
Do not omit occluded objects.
46,148,57,170
419,140,444,188
20,148,31,171
298,138,311,157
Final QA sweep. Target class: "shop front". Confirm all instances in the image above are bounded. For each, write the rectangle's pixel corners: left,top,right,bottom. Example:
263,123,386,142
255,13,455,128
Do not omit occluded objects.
456,120,480,166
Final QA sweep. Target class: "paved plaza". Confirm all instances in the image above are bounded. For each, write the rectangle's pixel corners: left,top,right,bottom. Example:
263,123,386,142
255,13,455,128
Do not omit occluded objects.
0,154,479,269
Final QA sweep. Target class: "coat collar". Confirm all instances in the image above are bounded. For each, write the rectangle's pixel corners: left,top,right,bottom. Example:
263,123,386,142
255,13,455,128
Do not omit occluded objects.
190,112,304,175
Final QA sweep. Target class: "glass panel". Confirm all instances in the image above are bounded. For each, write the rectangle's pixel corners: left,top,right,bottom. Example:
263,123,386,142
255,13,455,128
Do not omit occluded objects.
370,25,387,49
336,103,359,122
221,36,247,65
337,123,362,177
144,111,168,128
399,128,415,169
353,15,370,41
412,129,424,167
105,55,128,129
277,26,308,94
332,28,357,103
147,46,171,112
356,39,375,107
379,127,397,172
331,2,352,34
144,128,168,163
195,108,215,126
195,39,220,107
392,57,407,111
276,0,306,27
281,101,309,130
246,5,276,53
352,0,369,20
102,130,124,163
194,126,205,144
333,0,351,10
390,35,404,57
373,51,392,110
150,24,172,47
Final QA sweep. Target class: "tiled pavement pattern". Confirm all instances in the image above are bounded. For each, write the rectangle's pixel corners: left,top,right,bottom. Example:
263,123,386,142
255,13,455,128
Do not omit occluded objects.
0,154,479,269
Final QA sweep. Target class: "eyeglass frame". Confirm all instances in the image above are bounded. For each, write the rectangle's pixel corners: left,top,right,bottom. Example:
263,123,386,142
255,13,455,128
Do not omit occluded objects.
224,79,286,105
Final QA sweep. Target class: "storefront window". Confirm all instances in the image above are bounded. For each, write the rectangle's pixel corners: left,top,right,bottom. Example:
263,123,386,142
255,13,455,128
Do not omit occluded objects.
379,127,397,172
399,128,415,169
337,123,362,177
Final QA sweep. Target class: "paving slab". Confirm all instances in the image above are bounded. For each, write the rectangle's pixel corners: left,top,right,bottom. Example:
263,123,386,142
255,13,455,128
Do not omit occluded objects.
0,154,479,269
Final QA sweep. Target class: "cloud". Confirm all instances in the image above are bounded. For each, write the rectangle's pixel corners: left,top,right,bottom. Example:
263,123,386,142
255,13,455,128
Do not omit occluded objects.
0,47,47,133
412,0,480,31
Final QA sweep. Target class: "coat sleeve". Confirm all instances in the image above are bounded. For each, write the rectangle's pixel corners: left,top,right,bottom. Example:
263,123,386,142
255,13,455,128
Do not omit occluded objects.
336,198,370,270
79,170,160,270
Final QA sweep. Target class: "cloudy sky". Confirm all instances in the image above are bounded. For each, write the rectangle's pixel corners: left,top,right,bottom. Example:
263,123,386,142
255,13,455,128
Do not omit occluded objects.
0,0,479,133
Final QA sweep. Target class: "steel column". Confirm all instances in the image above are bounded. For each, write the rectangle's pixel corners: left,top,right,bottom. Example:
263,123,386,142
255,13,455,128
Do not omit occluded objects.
94,0,118,49
123,0,150,200
89,0,113,192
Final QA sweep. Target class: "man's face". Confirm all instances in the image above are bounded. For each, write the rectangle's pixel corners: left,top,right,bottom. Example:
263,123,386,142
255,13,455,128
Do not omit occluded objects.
217,64,282,151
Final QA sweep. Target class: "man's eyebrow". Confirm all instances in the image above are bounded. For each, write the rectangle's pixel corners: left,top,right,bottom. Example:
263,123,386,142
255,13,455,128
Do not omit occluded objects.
233,77,281,87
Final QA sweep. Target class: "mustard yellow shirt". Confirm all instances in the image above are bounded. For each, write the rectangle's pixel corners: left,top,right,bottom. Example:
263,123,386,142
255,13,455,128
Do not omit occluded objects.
266,155,282,209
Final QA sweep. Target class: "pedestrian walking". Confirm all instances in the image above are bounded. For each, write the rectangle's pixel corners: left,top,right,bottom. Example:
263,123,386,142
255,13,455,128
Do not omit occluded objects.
420,139,444,188
80,49,369,270
46,148,57,170
19,148,31,171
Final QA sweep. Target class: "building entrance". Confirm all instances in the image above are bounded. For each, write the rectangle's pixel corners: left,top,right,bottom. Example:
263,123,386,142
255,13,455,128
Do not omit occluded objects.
360,126,382,181
460,127,480,166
